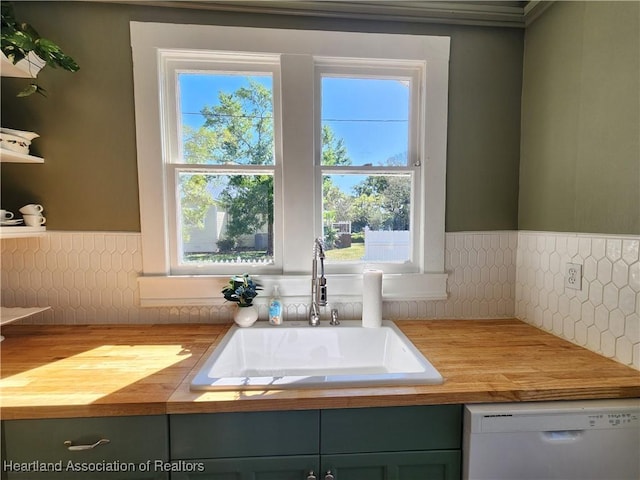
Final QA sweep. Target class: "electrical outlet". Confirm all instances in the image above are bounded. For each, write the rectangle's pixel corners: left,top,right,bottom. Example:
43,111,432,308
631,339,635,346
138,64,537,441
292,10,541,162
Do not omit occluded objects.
565,263,582,290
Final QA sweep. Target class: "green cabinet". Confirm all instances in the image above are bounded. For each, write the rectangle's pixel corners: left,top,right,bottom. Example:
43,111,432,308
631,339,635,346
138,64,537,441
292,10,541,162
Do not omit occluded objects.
170,410,320,459
320,405,461,454
320,405,461,480
1,415,169,480
1,406,462,480
169,410,320,480
170,453,459,480
169,405,462,480
321,451,461,480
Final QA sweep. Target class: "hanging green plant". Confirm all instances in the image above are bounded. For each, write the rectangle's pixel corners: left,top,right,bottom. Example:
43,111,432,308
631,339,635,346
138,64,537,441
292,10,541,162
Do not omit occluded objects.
1,2,79,97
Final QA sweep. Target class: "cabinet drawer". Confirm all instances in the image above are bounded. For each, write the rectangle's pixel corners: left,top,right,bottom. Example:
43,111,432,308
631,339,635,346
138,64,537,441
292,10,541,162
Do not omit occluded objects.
170,410,320,459
321,405,461,454
2,415,168,479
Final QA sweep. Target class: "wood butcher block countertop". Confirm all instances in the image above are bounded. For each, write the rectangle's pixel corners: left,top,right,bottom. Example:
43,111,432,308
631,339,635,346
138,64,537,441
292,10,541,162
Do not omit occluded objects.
1,320,638,420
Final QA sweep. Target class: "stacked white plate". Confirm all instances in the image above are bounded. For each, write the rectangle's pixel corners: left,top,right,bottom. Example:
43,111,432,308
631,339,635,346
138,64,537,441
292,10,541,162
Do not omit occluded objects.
0,128,39,155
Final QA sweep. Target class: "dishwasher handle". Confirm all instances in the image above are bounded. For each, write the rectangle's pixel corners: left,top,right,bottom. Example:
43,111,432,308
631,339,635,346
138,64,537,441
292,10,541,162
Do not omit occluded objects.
541,430,584,442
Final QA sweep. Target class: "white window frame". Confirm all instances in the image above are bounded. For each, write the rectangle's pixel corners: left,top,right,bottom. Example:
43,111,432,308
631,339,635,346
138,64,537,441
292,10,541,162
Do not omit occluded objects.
161,53,283,275
315,60,423,274
130,22,450,306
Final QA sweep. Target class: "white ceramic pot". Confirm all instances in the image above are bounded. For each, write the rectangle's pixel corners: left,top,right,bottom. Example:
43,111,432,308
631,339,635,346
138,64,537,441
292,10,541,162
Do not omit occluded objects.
234,305,258,328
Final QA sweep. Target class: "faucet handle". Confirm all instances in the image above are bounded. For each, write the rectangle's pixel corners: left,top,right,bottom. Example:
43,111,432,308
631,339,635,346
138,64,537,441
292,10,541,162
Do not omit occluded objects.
319,279,327,306
330,308,340,326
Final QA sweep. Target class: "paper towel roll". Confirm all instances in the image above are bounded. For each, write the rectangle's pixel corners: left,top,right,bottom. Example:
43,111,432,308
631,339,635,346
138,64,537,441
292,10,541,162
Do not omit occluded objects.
362,269,383,328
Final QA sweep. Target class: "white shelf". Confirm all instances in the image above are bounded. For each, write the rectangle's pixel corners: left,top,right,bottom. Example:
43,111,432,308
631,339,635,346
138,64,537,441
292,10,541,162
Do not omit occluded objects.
0,148,44,163
0,307,51,326
0,225,46,239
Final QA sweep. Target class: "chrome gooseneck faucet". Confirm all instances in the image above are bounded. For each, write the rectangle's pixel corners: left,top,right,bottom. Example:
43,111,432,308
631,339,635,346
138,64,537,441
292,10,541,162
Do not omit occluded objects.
309,237,327,326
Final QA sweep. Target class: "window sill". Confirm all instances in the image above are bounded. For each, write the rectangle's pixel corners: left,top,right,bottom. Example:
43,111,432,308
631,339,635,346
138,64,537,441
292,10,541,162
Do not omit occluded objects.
137,273,448,307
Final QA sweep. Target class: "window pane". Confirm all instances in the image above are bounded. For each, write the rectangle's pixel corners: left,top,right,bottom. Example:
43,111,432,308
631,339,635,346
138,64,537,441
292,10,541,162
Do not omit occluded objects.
322,173,411,263
177,172,274,265
178,73,274,165
321,77,409,167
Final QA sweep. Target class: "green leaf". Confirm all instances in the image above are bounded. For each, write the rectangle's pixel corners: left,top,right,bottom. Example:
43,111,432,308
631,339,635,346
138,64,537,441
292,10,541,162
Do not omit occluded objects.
1,3,16,25
35,38,79,72
1,46,27,64
16,83,38,97
16,83,47,97
2,30,36,52
17,21,40,40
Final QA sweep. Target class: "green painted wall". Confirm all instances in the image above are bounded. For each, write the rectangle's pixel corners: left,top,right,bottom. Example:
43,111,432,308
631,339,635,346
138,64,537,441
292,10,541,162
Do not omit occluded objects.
519,1,640,235
1,1,523,232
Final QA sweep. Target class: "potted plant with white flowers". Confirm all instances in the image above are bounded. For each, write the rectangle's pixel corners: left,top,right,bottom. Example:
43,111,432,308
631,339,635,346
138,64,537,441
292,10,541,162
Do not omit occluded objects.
221,273,262,327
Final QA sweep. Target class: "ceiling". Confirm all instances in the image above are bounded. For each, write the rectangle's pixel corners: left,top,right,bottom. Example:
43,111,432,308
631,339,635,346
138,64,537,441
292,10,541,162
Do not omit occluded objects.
105,0,554,28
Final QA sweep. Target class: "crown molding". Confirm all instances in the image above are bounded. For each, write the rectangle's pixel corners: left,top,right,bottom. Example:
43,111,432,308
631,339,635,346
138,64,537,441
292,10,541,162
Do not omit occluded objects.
523,0,555,27
100,0,555,28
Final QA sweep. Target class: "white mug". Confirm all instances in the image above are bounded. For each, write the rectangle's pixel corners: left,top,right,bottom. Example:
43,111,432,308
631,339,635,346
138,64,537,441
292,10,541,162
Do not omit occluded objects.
19,204,44,215
23,214,46,226
0,209,14,220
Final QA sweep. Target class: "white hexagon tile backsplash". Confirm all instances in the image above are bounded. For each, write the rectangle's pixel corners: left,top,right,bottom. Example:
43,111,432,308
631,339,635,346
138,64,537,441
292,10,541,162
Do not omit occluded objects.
2,229,638,368
515,232,639,369
1,231,517,323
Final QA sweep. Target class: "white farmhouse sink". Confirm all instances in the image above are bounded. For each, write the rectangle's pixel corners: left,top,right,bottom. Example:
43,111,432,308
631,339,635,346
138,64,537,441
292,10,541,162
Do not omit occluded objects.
190,320,443,390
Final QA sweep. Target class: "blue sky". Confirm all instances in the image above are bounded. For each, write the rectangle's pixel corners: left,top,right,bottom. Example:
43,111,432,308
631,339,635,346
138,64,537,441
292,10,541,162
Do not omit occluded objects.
321,76,409,166
179,73,409,192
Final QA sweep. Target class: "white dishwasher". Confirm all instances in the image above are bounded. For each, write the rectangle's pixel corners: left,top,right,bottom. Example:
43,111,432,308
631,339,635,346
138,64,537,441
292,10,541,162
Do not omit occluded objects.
463,398,640,480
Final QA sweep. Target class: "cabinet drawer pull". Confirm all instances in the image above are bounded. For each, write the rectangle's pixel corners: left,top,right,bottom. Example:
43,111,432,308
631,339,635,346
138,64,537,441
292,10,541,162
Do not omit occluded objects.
307,470,317,480
325,471,335,480
63,439,110,451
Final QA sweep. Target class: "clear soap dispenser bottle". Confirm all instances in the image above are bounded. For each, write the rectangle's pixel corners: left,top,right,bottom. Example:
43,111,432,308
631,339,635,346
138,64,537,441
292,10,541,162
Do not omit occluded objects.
269,285,283,326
